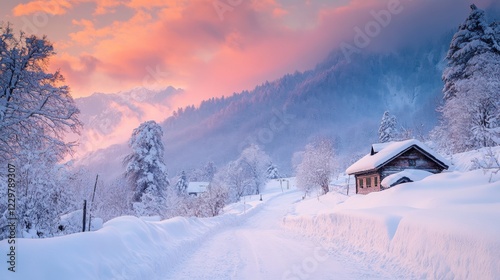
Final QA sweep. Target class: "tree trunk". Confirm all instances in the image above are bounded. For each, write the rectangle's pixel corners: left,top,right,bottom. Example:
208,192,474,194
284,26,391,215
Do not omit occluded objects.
321,183,329,195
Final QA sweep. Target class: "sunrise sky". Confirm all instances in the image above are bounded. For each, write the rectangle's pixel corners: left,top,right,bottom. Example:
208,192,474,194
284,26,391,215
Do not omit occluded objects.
1,0,499,107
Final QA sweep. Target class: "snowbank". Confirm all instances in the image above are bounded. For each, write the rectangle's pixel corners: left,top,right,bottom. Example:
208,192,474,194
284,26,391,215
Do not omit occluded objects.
450,146,500,172
283,170,500,279
0,215,227,279
380,169,433,188
0,178,289,279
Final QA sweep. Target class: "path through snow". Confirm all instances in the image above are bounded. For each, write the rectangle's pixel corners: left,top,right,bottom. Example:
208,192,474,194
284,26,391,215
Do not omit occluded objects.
166,190,412,280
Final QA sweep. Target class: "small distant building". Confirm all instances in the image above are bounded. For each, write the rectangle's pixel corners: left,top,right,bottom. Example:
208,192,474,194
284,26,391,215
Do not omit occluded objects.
346,139,449,195
186,182,209,196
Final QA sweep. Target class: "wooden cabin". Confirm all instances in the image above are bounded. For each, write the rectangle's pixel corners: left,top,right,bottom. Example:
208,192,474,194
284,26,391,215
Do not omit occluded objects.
346,139,449,195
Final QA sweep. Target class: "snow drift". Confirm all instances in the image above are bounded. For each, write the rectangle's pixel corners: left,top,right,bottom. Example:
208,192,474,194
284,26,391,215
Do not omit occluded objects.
283,170,500,279
0,182,284,280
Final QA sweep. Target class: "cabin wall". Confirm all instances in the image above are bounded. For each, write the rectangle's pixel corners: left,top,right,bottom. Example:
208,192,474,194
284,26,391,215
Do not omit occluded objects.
379,148,444,181
355,172,381,195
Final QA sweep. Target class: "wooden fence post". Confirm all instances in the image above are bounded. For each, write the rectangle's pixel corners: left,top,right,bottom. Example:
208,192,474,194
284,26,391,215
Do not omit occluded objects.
82,200,87,232
88,174,99,231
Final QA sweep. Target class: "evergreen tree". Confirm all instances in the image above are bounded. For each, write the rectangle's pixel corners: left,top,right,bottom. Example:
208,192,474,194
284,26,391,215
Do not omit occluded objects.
378,111,397,143
443,4,499,100
123,121,169,216
433,5,500,152
203,161,217,182
175,171,188,196
266,163,280,179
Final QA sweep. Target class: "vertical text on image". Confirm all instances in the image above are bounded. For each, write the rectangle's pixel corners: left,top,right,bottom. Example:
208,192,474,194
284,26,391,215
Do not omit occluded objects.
6,164,16,273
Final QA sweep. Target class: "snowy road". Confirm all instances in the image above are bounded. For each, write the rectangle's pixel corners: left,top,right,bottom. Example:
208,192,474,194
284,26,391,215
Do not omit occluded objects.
166,190,407,280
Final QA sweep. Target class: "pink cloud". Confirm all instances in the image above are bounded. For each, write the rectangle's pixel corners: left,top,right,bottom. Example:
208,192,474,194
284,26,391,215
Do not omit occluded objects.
33,0,498,108
13,0,73,16
12,0,124,16
39,0,385,104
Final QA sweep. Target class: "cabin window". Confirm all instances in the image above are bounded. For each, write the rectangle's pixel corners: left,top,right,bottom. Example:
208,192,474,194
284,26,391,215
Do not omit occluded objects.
374,176,378,187
359,178,364,188
409,159,416,166
366,177,372,188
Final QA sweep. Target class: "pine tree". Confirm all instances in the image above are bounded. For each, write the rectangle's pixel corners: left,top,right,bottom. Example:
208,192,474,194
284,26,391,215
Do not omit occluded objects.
123,121,169,216
175,171,188,196
443,4,499,100
203,161,217,182
266,163,280,179
433,5,500,152
378,111,397,143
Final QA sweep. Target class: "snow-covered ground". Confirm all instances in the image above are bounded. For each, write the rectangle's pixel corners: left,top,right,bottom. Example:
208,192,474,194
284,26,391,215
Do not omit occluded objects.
1,166,499,279
284,169,500,279
450,146,500,172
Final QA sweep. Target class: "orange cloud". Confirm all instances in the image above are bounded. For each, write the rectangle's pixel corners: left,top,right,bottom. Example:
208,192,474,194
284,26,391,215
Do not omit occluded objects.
12,0,124,17
127,0,186,10
272,8,288,18
39,0,478,108
13,0,73,16
47,0,353,100
69,19,111,45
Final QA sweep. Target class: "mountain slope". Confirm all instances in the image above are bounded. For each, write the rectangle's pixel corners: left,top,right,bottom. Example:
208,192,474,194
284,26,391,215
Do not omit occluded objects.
160,35,452,175
71,87,183,156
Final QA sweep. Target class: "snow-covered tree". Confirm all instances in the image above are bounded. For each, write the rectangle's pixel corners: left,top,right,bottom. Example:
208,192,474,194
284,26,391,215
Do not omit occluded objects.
443,4,500,101
237,144,272,195
378,111,397,143
296,138,335,195
460,53,500,148
203,161,217,182
175,171,188,196
472,147,500,183
199,182,229,217
189,161,217,182
215,161,252,203
93,177,133,222
0,24,81,162
433,5,500,153
132,192,166,218
0,149,77,238
0,25,81,238
266,163,280,179
123,121,169,216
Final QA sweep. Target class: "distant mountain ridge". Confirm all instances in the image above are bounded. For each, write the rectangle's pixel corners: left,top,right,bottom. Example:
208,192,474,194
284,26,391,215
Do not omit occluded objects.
73,86,183,155
159,34,452,175
74,33,453,180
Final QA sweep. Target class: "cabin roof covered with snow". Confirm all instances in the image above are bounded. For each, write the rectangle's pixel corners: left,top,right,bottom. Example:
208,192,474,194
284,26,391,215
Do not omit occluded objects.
346,139,450,175
371,142,391,155
381,169,434,188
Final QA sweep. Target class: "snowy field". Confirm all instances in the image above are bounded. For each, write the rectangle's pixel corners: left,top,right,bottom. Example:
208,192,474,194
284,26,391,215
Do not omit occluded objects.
2,163,500,279
285,169,500,279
